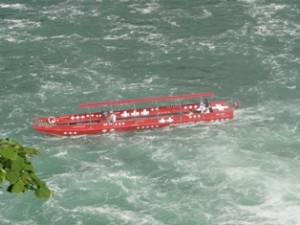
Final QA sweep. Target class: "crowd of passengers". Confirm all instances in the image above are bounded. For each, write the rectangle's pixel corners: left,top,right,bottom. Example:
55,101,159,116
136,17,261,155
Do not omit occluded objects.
100,98,213,123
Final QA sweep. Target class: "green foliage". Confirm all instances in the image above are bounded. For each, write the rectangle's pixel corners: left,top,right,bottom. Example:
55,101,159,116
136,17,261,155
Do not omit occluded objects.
0,138,52,199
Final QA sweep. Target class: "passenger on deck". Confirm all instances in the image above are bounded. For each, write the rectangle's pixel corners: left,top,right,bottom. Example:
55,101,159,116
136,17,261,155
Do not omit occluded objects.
110,113,116,123
100,111,107,118
204,98,213,113
204,99,209,108
196,101,207,113
196,99,213,113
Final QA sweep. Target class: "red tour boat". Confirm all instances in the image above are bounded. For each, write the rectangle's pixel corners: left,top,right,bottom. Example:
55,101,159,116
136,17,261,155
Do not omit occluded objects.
33,92,237,136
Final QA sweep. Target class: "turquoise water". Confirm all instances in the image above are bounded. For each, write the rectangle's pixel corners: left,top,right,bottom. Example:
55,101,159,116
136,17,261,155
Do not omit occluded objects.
1,0,300,224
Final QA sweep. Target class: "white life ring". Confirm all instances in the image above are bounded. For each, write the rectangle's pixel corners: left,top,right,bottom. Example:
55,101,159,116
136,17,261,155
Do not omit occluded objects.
48,116,56,124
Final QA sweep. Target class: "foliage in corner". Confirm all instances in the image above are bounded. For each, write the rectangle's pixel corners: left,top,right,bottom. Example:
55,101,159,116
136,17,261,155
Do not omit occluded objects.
0,138,52,199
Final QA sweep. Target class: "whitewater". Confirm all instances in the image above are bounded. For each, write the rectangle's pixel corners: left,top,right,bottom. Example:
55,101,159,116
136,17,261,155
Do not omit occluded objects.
0,0,300,224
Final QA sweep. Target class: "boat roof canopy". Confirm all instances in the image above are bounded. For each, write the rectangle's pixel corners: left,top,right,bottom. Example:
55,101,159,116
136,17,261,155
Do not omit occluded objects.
78,92,214,108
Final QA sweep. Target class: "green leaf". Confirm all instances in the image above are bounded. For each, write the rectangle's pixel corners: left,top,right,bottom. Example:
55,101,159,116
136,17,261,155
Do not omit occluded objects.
14,144,23,151
11,180,25,194
23,162,35,172
35,187,52,198
8,140,18,146
23,147,41,156
6,171,20,184
0,139,9,145
23,185,29,192
20,171,32,185
0,170,6,184
0,147,17,160
11,156,24,172
29,173,44,186
1,138,51,198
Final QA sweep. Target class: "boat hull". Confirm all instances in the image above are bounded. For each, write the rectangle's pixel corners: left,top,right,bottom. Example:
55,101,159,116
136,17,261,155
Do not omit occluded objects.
33,101,234,136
